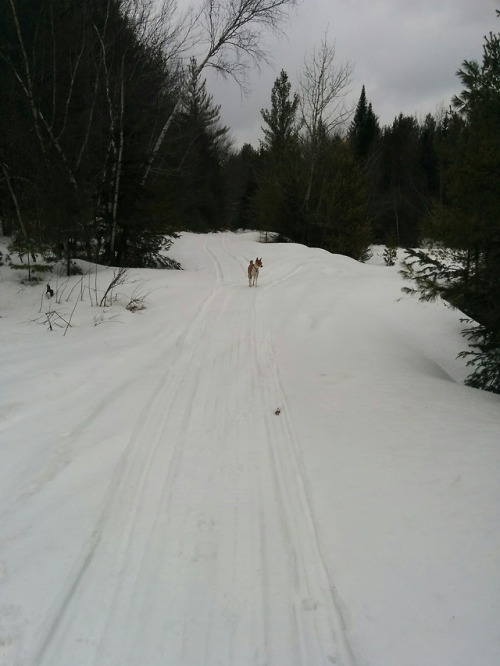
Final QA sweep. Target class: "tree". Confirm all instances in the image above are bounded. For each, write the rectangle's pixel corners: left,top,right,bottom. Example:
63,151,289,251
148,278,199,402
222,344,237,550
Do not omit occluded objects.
256,69,302,238
0,0,180,269
260,69,300,153
299,34,353,142
142,0,298,182
297,34,353,243
223,143,260,229
313,137,371,259
402,29,500,393
418,113,440,199
348,85,380,161
167,60,231,231
375,113,427,246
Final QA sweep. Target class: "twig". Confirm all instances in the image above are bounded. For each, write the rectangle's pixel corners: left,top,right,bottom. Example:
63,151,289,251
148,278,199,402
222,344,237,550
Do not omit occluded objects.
66,274,85,302
99,266,129,307
63,299,79,336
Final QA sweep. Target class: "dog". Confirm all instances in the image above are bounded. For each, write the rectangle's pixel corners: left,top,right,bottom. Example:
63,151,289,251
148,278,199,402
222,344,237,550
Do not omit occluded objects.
46,284,54,298
249,257,263,287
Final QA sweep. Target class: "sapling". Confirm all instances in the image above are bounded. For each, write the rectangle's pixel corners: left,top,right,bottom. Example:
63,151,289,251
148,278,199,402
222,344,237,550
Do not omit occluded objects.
99,267,129,307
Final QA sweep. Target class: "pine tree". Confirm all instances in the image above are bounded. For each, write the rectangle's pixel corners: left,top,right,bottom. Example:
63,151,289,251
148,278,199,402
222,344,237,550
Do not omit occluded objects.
314,137,371,260
348,85,380,161
376,113,426,246
256,70,302,238
168,60,231,231
260,70,300,154
223,144,260,229
402,30,500,393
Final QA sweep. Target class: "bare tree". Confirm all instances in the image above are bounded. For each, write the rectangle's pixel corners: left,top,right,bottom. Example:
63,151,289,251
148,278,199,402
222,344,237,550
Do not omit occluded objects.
299,34,353,140
298,34,353,209
142,0,298,183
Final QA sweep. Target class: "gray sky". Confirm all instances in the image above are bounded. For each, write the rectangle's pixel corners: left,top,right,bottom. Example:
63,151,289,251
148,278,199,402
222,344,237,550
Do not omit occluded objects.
204,0,499,148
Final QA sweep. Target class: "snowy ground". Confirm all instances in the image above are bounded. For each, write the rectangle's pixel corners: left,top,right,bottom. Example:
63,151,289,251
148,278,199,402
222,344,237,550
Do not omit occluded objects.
0,232,499,666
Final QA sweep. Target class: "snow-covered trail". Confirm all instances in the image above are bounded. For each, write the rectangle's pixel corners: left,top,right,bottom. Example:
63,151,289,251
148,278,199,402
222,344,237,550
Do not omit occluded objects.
33,235,355,666
3,232,499,666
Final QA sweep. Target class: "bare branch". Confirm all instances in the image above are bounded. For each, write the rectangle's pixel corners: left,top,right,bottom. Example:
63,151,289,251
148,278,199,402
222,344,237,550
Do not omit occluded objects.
297,32,353,208
299,33,354,140
56,31,87,141
142,0,297,183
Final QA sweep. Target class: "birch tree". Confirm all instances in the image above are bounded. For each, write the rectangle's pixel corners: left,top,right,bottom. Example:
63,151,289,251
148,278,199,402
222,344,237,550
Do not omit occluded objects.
142,0,298,183
298,34,353,211
0,0,181,267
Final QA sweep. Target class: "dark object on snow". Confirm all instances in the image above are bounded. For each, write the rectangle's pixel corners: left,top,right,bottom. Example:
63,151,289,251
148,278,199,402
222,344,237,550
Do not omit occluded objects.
274,408,281,416
46,284,54,298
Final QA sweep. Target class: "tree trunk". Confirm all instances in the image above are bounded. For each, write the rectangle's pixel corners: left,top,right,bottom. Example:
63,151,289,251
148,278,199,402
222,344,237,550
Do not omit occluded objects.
110,55,126,259
0,162,28,239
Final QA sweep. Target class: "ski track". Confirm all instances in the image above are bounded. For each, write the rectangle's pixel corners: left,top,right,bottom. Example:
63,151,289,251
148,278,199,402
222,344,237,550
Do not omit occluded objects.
32,235,356,666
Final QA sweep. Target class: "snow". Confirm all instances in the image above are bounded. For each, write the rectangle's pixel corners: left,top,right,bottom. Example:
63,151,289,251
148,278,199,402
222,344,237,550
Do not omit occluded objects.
0,231,499,666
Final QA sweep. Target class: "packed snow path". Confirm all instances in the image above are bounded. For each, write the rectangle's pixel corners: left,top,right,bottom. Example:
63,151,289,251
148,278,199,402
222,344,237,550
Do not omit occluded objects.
33,235,355,665
2,232,500,666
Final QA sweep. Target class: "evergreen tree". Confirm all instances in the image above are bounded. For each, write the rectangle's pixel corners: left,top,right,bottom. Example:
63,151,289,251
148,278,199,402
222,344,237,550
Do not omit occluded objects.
374,113,427,246
167,61,231,232
256,70,302,238
0,0,180,269
260,70,300,154
419,114,440,199
402,30,500,393
348,86,380,161
223,143,260,229
314,137,372,259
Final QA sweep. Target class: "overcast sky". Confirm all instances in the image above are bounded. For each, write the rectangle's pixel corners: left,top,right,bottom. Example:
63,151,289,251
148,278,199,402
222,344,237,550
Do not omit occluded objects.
203,0,499,148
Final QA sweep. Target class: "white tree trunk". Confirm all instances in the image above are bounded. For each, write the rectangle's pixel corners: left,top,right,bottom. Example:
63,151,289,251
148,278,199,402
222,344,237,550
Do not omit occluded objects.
142,0,297,184
0,163,28,239
111,56,126,259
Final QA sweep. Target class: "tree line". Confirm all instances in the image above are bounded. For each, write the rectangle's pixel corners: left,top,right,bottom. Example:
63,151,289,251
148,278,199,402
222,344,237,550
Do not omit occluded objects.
1,2,499,393
229,73,464,260
226,26,500,393
0,0,296,269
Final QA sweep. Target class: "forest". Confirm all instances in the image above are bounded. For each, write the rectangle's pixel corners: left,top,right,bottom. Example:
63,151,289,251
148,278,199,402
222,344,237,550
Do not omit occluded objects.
0,0,499,392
